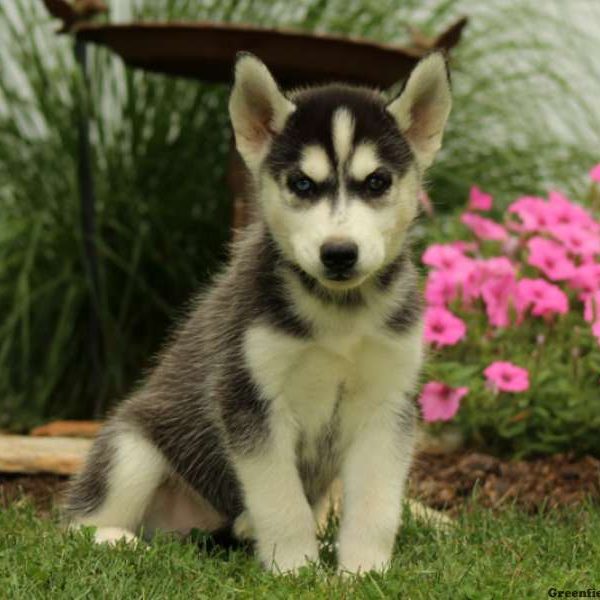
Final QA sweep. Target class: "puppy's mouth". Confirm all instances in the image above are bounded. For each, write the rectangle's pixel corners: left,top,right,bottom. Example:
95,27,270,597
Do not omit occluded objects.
324,269,356,282
286,260,368,293
320,270,366,290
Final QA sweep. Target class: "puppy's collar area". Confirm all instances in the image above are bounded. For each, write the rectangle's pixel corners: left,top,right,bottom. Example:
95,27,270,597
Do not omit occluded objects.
284,261,365,308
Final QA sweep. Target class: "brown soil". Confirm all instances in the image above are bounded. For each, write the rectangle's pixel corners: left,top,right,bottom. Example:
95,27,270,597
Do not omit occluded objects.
410,451,600,515
0,473,67,517
1,451,599,518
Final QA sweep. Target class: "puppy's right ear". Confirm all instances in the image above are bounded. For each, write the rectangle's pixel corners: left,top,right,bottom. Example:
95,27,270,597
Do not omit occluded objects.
229,53,295,173
386,53,452,170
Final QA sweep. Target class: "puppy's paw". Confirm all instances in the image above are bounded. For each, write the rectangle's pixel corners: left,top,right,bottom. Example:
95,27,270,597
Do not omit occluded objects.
337,545,391,576
93,526,139,546
233,510,255,541
261,537,319,575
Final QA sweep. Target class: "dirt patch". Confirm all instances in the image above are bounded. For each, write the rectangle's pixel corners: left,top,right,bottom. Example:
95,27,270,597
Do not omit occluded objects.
1,451,599,518
410,451,600,515
0,473,67,517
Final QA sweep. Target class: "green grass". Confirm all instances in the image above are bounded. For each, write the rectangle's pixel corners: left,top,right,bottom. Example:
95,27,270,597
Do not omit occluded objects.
2,502,599,598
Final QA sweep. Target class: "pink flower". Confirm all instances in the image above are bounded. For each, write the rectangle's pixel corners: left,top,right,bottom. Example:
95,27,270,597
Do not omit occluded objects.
422,244,469,271
548,224,600,258
461,212,508,241
468,186,493,211
568,264,600,298
527,237,576,281
419,382,468,422
480,257,517,279
547,191,600,234
422,244,477,294
424,306,467,347
484,361,530,393
425,270,458,306
590,164,600,183
481,273,517,327
447,240,479,254
583,291,600,323
460,261,485,304
457,257,516,306
516,278,568,318
508,196,552,232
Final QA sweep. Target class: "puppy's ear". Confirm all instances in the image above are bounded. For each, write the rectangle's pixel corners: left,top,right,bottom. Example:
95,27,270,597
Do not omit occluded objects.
387,53,451,170
229,53,295,172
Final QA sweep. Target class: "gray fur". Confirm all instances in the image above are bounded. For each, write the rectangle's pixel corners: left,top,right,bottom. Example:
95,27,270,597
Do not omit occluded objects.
66,217,421,521
67,222,314,520
65,425,114,517
296,395,341,507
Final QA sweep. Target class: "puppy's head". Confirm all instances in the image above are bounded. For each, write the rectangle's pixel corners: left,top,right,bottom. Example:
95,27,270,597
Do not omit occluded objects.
229,53,451,291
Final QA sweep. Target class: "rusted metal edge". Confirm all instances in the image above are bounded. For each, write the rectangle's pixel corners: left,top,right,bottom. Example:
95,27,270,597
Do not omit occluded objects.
42,0,108,34
69,20,466,87
42,1,467,87
73,22,419,87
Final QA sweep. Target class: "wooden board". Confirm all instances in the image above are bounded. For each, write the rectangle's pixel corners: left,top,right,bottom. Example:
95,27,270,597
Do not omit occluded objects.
0,435,91,476
30,420,103,438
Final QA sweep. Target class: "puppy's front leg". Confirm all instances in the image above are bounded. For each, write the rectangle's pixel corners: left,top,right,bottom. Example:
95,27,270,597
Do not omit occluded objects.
338,399,416,574
232,409,318,573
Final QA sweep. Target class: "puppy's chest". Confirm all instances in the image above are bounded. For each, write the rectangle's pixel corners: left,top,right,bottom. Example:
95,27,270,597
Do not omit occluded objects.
244,323,405,443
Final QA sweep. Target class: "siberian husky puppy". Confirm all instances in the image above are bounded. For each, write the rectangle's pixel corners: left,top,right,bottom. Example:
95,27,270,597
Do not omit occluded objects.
66,51,452,574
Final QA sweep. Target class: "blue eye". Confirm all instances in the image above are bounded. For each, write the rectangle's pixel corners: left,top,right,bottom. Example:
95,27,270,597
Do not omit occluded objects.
289,175,315,197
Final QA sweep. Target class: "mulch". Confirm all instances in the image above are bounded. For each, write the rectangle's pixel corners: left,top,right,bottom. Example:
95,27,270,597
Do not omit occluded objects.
409,451,600,515
1,451,599,518
0,473,67,517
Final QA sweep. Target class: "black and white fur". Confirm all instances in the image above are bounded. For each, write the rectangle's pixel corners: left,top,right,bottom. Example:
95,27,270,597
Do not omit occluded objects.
66,52,452,574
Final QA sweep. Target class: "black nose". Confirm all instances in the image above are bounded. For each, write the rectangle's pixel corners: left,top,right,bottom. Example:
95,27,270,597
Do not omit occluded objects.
320,240,359,276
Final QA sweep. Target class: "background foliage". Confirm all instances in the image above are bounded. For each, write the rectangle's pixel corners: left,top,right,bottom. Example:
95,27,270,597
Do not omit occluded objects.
0,0,599,449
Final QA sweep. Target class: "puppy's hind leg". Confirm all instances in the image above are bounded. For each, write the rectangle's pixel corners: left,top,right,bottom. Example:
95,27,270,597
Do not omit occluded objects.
65,425,168,545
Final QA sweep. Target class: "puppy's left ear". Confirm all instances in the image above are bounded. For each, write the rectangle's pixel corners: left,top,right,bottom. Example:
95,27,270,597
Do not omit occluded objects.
387,53,452,170
229,53,295,173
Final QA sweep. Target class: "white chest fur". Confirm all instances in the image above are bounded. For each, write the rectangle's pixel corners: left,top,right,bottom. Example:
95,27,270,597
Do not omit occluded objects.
243,315,424,447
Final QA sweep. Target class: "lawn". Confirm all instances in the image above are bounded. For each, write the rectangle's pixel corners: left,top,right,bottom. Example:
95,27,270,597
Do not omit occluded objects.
2,502,599,598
